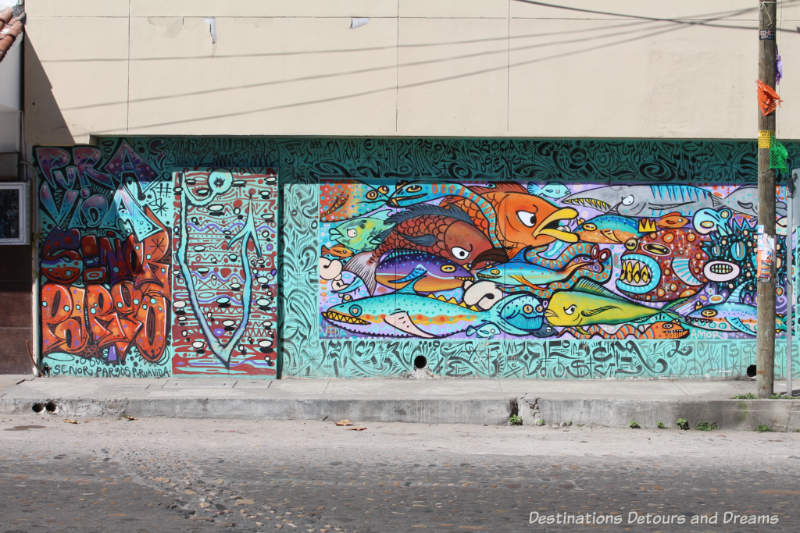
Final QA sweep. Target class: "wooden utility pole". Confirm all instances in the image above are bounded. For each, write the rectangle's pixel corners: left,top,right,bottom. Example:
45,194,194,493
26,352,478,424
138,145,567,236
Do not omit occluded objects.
757,0,777,398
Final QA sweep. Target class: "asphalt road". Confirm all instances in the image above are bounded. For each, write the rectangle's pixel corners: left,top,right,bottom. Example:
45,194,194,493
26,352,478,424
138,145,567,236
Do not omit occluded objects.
1,415,799,533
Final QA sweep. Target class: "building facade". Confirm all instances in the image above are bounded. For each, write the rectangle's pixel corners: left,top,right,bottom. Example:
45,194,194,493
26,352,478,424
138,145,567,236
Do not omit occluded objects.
9,1,800,378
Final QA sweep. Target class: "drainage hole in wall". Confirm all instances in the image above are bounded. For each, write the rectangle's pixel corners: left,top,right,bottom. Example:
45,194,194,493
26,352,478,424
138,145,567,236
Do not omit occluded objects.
45,401,57,413
746,364,757,378
413,356,428,370
32,403,44,413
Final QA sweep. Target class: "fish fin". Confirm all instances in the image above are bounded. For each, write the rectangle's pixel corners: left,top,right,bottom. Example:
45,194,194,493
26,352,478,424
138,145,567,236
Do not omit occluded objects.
728,316,756,336
727,282,748,304
374,226,394,243
580,305,618,318
400,232,437,247
470,183,526,195
343,251,378,295
393,265,428,285
387,203,472,226
510,275,540,290
660,297,691,320
600,229,621,242
572,278,621,300
384,311,436,338
671,258,704,286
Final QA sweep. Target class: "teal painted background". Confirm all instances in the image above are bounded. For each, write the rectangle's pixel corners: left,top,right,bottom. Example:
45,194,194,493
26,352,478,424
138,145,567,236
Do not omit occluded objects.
37,136,800,379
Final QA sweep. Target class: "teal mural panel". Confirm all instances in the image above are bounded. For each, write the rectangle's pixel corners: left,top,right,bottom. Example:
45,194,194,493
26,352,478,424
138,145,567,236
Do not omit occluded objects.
171,168,279,376
36,136,800,379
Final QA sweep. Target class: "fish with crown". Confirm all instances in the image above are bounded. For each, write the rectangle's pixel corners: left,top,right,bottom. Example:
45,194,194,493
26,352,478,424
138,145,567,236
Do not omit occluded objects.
344,204,507,295
442,182,579,257
322,290,546,338
374,249,474,293
319,181,392,222
545,279,683,332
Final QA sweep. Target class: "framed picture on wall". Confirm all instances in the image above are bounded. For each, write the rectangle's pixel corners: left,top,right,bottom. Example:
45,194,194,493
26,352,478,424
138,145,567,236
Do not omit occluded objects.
0,182,28,245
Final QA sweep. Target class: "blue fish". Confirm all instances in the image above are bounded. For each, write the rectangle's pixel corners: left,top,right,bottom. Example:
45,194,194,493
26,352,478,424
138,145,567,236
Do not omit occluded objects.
526,183,570,199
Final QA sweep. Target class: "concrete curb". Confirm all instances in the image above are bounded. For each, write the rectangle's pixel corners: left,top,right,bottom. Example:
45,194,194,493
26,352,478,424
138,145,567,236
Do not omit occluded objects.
2,377,798,430
0,396,517,426
2,393,799,430
517,395,800,431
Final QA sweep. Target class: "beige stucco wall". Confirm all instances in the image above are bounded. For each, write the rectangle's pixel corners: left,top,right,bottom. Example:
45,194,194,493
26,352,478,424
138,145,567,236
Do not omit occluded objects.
23,0,800,145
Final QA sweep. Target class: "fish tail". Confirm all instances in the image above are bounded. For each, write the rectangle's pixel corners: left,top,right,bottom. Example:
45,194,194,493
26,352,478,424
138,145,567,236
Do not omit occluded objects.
343,251,378,295
661,296,690,318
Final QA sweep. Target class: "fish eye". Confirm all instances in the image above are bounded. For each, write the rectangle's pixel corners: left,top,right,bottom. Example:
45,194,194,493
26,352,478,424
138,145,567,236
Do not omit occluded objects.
564,304,576,315
451,246,470,260
517,210,537,227
701,309,717,318
441,264,456,273
349,304,362,317
624,238,638,251
643,243,670,256
346,228,358,238
490,268,500,275
663,322,674,329
621,195,635,206
405,185,422,193
378,185,389,194
582,223,596,231
721,209,730,218
366,190,378,200
522,304,534,314
535,305,543,313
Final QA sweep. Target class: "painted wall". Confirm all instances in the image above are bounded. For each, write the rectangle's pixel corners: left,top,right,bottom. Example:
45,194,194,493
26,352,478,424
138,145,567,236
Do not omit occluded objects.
37,139,278,377
23,1,800,145
35,136,800,379
320,181,772,343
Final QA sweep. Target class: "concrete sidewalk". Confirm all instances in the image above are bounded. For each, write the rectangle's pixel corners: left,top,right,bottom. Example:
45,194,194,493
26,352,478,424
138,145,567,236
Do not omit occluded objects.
0,375,798,431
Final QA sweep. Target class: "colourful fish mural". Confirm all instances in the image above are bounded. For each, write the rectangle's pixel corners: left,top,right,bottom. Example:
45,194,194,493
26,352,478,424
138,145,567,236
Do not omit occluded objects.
319,180,782,344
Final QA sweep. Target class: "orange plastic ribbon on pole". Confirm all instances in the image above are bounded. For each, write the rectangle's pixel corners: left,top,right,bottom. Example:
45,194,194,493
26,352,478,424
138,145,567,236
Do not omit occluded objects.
757,80,782,116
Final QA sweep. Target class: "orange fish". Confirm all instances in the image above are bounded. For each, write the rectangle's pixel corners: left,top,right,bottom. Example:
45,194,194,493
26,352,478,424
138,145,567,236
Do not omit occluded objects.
445,183,578,257
655,211,690,229
321,244,354,258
